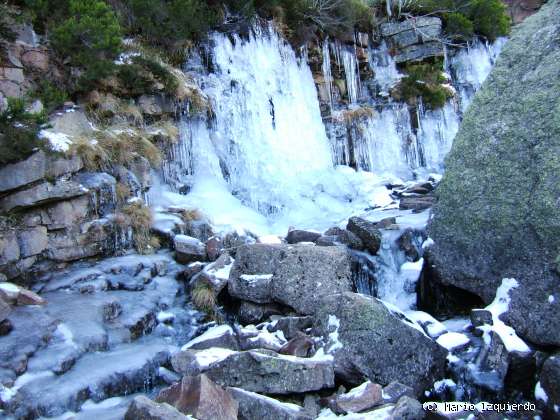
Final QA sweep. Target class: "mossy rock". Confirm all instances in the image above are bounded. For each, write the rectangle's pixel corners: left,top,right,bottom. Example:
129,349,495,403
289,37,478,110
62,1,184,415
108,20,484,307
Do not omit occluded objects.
429,0,560,346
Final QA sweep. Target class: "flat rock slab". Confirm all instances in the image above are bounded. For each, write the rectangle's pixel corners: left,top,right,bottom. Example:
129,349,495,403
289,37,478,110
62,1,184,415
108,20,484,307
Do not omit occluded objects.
203,350,335,394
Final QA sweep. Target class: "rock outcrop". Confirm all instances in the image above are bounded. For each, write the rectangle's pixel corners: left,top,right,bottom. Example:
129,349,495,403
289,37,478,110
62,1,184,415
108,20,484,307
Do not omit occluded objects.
312,292,447,395
228,244,353,315
428,0,560,346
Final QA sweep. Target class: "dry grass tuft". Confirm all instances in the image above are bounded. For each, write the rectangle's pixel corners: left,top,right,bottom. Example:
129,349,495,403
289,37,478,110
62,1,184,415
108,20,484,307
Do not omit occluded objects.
122,201,153,254
191,278,217,315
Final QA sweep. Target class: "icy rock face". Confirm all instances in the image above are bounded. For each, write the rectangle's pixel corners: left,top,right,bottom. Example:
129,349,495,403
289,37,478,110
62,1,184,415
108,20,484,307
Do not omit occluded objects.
0,253,200,419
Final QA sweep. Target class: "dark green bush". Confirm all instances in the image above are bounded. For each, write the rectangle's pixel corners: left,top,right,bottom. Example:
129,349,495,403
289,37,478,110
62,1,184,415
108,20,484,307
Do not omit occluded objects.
116,56,178,97
403,0,510,41
468,0,510,41
0,98,46,166
127,0,220,46
33,81,69,113
395,61,452,109
51,0,122,87
445,12,474,40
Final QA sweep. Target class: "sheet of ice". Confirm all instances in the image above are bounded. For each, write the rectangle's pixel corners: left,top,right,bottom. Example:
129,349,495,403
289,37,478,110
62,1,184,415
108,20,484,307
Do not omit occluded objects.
258,235,282,244
535,381,548,403
240,274,274,283
157,311,175,323
479,278,531,354
206,260,234,282
436,332,470,351
182,325,233,350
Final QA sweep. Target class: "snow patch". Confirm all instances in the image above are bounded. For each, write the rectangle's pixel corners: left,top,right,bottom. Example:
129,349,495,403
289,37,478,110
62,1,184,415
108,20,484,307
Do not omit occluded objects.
40,130,73,152
535,381,548,403
478,278,530,354
436,332,470,351
182,325,233,350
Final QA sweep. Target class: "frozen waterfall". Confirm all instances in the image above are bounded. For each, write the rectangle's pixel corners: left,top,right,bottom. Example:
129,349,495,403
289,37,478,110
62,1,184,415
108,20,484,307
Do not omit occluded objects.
155,24,506,236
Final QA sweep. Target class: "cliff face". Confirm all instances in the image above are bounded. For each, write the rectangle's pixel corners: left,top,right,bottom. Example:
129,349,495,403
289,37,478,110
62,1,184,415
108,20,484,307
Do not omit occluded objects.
429,0,560,346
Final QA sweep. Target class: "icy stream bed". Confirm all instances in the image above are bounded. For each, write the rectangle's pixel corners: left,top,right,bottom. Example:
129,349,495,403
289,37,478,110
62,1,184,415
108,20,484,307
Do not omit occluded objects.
0,253,203,419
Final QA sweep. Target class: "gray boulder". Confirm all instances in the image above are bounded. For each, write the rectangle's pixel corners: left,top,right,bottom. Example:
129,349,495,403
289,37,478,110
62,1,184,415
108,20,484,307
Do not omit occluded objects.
0,150,82,193
539,353,560,416
428,0,560,346
0,297,11,323
0,231,20,266
286,229,321,244
228,387,311,420
330,381,383,414
324,227,364,250
125,396,189,420
0,181,89,213
346,217,382,255
174,235,207,264
313,293,447,395
18,227,47,258
204,350,335,394
391,396,425,420
229,244,353,315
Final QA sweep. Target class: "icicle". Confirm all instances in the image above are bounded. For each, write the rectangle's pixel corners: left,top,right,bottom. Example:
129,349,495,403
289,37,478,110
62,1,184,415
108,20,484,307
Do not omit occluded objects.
322,39,334,112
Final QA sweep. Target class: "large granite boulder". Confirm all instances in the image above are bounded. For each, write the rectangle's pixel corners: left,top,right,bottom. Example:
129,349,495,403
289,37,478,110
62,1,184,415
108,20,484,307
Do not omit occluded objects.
313,293,447,395
428,0,560,346
228,244,353,315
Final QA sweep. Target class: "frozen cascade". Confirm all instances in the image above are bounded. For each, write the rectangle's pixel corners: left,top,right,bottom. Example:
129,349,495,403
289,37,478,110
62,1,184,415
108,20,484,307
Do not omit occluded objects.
451,37,508,112
340,43,362,105
154,24,397,235
155,24,506,237
368,40,402,95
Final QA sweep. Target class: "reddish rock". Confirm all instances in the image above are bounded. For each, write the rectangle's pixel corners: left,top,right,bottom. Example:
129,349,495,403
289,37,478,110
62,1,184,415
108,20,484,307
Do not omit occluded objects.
16,288,46,306
156,374,238,420
332,382,383,414
278,332,315,357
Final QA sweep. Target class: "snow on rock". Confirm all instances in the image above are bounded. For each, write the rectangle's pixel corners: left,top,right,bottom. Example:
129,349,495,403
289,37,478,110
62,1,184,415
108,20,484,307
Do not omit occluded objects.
40,130,73,152
182,325,233,350
326,315,343,353
478,278,531,354
316,405,394,419
405,311,447,339
421,237,435,249
433,378,457,393
157,311,175,324
436,332,470,351
191,347,237,369
535,381,548,403
549,295,555,304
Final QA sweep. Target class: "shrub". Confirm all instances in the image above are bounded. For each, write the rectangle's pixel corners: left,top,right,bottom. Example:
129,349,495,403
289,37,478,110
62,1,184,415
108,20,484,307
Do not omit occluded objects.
33,81,69,113
126,0,220,47
116,56,179,97
191,277,217,315
445,12,473,40
0,98,46,166
70,137,110,171
468,0,510,41
51,0,123,88
402,0,510,41
395,61,452,109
